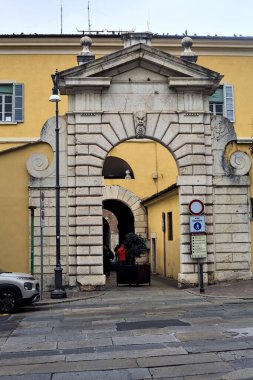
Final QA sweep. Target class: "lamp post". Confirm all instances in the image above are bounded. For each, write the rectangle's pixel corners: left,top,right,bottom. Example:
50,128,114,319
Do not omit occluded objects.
49,70,66,299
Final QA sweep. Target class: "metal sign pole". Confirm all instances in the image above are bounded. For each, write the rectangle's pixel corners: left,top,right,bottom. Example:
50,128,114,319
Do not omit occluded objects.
189,199,206,294
198,260,205,293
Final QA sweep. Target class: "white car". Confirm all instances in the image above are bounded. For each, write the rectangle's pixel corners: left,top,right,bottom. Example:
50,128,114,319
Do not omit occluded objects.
0,270,40,313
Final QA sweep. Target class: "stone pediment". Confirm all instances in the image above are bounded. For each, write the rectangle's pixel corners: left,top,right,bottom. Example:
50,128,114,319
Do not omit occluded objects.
58,43,222,95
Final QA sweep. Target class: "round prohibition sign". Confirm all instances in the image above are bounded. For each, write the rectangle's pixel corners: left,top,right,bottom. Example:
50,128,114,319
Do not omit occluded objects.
189,199,204,216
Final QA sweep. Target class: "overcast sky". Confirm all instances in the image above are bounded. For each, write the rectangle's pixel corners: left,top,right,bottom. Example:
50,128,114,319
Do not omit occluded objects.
1,0,253,37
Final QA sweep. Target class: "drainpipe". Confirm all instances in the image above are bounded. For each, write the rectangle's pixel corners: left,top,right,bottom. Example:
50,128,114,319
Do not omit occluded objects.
162,212,166,276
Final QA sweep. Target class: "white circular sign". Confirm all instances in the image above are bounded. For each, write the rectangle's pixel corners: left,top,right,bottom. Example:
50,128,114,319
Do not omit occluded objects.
189,199,204,215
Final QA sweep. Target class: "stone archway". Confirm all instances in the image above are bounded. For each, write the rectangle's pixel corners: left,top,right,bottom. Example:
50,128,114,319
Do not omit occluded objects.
27,35,252,290
102,186,148,237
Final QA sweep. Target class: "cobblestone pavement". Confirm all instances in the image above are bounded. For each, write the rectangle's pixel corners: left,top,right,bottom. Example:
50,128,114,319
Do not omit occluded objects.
1,274,253,379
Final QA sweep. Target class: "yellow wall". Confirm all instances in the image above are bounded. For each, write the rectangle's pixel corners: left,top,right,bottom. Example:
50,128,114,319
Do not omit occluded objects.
0,142,53,273
145,189,180,280
104,140,178,199
198,56,253,138
0,54,75,142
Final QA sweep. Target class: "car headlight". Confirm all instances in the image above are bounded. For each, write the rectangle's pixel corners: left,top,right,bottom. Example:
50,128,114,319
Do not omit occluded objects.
24,282,33,290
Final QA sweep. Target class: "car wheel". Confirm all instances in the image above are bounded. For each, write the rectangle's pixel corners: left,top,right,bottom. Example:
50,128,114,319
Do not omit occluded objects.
0,289,18,313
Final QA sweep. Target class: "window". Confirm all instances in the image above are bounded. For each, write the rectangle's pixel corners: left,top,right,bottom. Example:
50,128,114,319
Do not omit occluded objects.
102,156,134,179
167,212,173,241
209,84,235,122
0,83,24,123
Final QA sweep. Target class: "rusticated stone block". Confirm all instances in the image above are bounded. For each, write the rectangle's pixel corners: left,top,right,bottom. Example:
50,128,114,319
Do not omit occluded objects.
77,274,105,286
77,235,103,245
77,255,102,265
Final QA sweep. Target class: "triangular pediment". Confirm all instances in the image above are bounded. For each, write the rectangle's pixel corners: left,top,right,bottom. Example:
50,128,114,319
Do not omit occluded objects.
58,43,222,94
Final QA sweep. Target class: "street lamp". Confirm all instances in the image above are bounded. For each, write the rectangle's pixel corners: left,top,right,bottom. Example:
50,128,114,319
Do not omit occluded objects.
49,70,66,299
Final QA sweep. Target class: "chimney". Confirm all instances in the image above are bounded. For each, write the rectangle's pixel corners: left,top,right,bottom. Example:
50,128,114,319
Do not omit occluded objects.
122,32,153,48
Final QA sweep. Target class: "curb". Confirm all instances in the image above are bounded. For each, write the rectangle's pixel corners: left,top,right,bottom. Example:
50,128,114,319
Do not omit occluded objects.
185,288,253,300
36,291,105,306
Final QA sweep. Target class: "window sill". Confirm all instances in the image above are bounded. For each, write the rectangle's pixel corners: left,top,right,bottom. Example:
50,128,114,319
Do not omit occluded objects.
0,122,18,125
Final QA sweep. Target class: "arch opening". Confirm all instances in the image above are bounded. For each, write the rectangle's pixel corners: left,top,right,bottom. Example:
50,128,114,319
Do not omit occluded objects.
103,199,134,246
102,156,134,179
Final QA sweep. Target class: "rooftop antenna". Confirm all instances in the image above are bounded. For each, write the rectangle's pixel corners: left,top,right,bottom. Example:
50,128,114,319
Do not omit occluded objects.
60,0,63,34
88,0,91,32
147,8,150,32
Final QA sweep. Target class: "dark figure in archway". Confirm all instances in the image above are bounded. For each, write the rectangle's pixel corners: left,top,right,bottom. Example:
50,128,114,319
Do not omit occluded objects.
103,245,114,277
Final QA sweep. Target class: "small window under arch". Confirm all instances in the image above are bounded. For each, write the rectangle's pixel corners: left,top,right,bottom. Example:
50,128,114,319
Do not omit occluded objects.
102,156,135,179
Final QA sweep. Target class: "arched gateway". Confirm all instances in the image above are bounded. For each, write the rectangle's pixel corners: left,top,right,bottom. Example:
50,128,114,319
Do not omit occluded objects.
27,33,252,289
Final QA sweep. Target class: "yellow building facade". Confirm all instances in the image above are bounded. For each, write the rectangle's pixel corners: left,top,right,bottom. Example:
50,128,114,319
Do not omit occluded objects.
0,32,253,287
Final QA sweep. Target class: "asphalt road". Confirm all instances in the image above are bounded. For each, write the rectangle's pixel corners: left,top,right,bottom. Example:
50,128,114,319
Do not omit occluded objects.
1,274,253,379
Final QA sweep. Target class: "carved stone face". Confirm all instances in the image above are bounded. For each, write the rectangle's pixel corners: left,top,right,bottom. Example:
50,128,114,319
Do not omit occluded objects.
134,111,146,127
134,112,146,138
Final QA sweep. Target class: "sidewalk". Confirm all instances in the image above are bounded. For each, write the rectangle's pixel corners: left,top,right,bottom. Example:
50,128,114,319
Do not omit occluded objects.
188,278,253,299
37,273,253,306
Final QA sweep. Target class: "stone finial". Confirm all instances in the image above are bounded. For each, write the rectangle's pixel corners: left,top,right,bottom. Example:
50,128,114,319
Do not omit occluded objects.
180,36,198,63
77,35,95,65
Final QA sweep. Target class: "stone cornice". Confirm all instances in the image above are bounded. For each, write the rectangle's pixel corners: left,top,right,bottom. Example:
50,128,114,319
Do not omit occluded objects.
61,77,111,94
168,77,222,94
1,35,253,57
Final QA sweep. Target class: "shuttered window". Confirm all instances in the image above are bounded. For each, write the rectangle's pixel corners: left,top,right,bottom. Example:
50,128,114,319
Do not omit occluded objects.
209,84,235,122
0,83,24,123
223,84,235,122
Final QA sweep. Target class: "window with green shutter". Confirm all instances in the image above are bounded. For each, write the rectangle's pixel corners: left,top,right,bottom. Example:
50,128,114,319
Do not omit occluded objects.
209,84,235,122
0,83,24,123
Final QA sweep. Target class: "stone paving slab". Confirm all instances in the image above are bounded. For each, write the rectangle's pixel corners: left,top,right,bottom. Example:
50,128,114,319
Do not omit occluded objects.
10,327,53,336
4,336,46,345
222,367,253,379
0,358,138,376
136,352,221,368
0,375,51,380
231,357,253,370
0,354,65,367
150,361,233,378
52,368,152,380
57,336,112,349
112,333,178,345
185,375,227,380
1,341,57,353
175,331,225,341
185,340,251,353
65,345,188,361
219,349,253,361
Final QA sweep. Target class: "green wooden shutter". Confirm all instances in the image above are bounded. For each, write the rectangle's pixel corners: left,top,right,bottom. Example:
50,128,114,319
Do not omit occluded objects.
209,87,223,103
223,84,235,122
14,83,24,122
